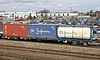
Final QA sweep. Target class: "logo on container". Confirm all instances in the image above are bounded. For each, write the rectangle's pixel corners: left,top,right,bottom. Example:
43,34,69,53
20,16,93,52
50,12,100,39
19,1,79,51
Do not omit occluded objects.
36,28,50,34
59,31,77,35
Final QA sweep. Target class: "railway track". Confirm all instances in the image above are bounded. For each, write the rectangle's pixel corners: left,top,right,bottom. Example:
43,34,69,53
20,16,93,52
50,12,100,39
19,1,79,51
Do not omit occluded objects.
1,39,100,48
0,44,100,60
0,54,30,60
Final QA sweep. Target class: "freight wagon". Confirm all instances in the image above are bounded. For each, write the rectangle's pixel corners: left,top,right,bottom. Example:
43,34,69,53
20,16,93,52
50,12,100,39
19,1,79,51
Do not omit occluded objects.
2,23,95,46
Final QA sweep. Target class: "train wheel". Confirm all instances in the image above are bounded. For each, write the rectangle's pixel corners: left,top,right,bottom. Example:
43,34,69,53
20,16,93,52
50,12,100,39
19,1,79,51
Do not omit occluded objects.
28,38,31,40
0,34,3,39
24,38,28,40
7,37,11,40
58,40,60,42
72,41,77,45
63,40,67,43
20,37,24,40
82,42,89,47
77,41,82,45
14,37,18,40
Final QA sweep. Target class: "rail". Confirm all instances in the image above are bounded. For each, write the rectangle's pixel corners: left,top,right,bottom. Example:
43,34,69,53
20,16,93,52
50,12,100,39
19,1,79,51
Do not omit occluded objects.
0,44,100,59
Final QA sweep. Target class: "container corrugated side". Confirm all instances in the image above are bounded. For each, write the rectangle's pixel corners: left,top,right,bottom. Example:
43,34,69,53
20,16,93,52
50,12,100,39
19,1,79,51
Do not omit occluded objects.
28,24,58,39
3,24,28,37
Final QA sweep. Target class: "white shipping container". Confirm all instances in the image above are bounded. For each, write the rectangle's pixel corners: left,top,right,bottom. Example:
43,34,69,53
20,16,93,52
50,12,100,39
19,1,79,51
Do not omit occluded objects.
57,26,91,39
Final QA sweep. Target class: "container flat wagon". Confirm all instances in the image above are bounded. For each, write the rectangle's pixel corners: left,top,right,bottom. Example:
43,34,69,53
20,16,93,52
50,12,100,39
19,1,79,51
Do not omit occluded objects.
2,24,96,45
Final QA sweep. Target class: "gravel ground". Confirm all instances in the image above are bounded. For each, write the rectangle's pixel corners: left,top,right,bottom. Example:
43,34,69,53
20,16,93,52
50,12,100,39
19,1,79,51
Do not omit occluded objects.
0,39,100,55
0,47,98,60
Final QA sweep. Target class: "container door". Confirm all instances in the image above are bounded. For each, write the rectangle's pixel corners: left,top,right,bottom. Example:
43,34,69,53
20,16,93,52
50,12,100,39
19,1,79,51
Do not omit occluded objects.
43,25,57,39
83,27,90,39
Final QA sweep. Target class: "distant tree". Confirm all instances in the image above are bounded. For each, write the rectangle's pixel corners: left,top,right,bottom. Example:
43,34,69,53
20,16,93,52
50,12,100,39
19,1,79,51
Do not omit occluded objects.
95,11,100,18
90,10,94,13
0,11,6,12
71,11,79,13
38,8,50,13
86,12,90,16
86,10,97,17
88,10,95,17
27,13,32,20
79,12,84,16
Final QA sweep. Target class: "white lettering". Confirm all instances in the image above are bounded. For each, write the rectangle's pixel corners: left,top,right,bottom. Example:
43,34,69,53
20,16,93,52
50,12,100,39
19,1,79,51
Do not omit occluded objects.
36,28,39,34
36,28,50,34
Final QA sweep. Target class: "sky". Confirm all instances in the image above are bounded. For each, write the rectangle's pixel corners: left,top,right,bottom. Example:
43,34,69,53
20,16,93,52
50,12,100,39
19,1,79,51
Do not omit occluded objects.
0,0,100,12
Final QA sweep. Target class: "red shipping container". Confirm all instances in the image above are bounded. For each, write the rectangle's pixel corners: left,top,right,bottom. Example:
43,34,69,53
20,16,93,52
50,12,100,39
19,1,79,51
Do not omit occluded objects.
3,24,28,37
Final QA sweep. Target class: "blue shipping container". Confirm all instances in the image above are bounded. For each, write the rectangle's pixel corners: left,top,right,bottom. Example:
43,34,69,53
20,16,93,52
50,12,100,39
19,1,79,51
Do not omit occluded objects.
28,24,58,39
